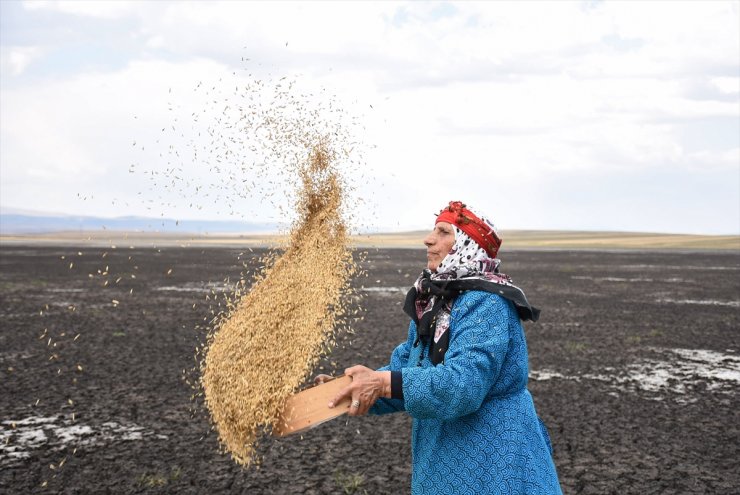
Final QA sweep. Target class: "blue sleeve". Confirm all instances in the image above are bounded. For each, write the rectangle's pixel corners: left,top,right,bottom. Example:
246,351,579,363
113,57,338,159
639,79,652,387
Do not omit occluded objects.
369,320,416,415
401,292,511,420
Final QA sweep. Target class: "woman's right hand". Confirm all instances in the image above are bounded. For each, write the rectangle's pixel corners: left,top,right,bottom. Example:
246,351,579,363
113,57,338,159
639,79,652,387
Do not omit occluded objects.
313,374,333,386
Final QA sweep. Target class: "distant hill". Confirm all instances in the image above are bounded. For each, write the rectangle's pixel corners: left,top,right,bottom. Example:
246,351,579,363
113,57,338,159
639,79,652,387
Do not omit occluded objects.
1,209,738,251
2,229,738,251
0,212,276,235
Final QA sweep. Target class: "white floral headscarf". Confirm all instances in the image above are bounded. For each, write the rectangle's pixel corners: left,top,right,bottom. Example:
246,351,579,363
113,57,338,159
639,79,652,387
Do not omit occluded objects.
436,207,501,277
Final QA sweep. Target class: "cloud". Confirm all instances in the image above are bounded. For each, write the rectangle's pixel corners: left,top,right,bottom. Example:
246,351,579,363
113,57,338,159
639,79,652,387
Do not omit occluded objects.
0,45,44,75
1,0,738,234
1,58,237,213
23,0,141,19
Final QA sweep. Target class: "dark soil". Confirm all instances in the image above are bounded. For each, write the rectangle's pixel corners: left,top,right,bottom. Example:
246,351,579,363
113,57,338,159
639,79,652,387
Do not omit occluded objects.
1,245,738,494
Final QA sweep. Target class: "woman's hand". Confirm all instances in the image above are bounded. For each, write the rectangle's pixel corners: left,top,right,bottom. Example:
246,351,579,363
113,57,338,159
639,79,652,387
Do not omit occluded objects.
328,365,391,417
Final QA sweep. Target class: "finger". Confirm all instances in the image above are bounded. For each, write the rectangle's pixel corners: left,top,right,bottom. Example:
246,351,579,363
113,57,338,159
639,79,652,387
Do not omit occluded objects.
360,395,377,416
344,365,363,377
356,391,375,416
328,384,353,409
348,396,362,417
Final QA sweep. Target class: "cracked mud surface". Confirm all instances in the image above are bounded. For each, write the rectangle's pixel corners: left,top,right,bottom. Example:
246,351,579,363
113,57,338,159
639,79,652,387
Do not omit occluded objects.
1,246,738,494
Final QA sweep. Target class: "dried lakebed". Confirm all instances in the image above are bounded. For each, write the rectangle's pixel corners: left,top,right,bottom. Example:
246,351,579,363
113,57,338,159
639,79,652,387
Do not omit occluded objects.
1,246,738,494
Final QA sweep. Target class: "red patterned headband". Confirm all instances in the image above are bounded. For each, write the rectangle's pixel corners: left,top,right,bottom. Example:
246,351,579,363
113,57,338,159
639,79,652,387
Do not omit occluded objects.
435,201,502,258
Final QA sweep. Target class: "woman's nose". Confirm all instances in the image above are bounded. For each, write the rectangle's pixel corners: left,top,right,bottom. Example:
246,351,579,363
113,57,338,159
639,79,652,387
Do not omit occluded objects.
423,231,435,247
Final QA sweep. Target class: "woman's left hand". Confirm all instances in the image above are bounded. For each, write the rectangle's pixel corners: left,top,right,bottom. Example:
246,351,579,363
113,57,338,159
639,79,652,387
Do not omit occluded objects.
328,365,391,417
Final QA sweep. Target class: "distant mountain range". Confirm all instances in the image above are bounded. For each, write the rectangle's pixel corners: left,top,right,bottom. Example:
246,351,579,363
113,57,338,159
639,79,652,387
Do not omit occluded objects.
0,209,277,235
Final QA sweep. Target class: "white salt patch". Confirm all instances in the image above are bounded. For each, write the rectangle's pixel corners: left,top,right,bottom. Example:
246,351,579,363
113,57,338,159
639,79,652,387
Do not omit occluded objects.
619,367,685,394
620,264,739,271
713,369,740,381
53,425,94,444
571,276,653,282
2,447,30,461
49,301,76,308
2,416,57,426
529,370,567,381
16,429,48,447
671,348,740,364
361,287,407,293
657,298,739,308
0,415,168,467
121,431,144,441
0,351,33,362
670,348,740,383
156,286,207,292
99,422,147,441
573,275,687,283
530,348,740,403
156,282,232,293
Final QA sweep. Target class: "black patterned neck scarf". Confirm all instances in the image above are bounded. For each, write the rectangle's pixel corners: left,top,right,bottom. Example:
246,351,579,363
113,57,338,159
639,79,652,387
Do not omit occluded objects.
403,224,540,365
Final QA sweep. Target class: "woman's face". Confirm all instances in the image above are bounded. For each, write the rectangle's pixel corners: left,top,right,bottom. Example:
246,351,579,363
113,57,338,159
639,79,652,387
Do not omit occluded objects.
424,221,456,272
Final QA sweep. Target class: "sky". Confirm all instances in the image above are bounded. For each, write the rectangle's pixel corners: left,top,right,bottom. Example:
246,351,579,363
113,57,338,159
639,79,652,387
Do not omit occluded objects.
1,0,738,235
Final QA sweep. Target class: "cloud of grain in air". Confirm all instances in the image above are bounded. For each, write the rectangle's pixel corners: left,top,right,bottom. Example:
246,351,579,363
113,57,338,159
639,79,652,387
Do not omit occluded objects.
200,80,360,465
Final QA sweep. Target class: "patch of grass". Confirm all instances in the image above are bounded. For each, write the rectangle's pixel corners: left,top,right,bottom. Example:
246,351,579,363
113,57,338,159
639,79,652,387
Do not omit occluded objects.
628,329,663,343
136,467,182,488
565,342,587,352
137,473,167,488
334,470,367,495
112,331,126,337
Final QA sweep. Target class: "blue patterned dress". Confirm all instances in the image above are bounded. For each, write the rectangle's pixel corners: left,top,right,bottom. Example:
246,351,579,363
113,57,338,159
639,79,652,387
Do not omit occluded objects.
370,290,562,494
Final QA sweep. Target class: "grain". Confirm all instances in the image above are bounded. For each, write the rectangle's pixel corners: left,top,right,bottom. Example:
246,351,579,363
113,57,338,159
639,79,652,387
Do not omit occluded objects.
201,139,357,466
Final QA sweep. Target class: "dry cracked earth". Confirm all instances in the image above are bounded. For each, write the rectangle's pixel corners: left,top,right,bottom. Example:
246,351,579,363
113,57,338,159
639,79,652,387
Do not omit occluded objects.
1,245,738,494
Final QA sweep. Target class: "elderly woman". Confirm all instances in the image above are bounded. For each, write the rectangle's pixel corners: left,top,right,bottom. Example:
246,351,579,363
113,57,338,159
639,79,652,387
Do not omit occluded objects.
325,201,562,494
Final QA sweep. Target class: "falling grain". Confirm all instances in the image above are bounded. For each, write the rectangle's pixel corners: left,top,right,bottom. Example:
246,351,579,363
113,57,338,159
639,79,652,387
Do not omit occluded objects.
201,140,357,466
